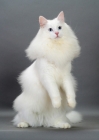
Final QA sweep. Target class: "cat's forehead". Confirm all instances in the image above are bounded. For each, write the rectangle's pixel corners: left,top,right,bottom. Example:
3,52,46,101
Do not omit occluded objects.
47,18,62,27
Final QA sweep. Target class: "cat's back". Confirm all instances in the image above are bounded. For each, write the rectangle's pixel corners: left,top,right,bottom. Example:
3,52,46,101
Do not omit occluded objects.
18,61,41,89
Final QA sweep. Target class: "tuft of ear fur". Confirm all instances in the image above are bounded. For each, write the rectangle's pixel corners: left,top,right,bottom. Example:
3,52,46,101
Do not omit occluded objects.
57,11,65,22
39,16,47,27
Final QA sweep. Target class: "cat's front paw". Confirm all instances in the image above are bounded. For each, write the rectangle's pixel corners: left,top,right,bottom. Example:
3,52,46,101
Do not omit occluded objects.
67,98,76,108
52,97,61,108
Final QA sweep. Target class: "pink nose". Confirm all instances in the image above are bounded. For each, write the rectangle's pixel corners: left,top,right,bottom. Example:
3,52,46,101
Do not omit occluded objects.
55,32,59,36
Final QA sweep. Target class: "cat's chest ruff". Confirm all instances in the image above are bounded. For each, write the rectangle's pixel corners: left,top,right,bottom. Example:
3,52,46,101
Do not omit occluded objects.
46,38,66,51
35,58,71,85
50,63,66,84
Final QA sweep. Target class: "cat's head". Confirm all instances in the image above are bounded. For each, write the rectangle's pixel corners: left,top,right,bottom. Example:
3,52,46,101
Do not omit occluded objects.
26,11,80,64
39,11,68,39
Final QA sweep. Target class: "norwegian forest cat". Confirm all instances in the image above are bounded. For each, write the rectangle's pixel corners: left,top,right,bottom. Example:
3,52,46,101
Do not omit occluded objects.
13,11,82,128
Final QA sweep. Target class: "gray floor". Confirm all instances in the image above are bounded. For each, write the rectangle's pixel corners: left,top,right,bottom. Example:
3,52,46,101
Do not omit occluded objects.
0,109,99,140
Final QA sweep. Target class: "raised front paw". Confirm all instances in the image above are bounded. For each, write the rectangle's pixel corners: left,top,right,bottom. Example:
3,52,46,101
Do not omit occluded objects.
52,96,61,108
67,98,76,108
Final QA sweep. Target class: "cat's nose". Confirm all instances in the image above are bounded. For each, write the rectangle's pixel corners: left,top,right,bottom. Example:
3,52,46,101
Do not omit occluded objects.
55,32,59,36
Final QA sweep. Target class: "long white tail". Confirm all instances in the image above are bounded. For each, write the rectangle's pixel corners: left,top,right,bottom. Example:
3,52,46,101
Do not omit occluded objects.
66,111,82,123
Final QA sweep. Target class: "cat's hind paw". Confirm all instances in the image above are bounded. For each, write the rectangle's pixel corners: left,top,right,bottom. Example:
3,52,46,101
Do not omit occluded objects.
54,121,71,129
17,122,29,128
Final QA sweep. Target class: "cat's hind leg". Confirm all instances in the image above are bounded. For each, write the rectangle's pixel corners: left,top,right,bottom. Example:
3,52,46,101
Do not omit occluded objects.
13,110,43,128
13,111,31,128
43,110,71,129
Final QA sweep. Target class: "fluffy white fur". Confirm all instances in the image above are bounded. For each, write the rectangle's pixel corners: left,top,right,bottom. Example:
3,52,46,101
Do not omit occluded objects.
13,11,81,129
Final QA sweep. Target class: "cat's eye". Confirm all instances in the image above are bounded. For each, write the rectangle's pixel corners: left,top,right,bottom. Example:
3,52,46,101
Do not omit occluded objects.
48,28,53,31
58,26,62,30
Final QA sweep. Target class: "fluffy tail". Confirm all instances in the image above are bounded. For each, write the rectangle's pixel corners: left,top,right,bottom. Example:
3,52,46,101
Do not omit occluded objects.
66,111,82,123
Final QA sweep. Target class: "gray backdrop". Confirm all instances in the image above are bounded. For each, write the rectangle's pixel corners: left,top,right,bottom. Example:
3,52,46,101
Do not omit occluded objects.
0,0,99,109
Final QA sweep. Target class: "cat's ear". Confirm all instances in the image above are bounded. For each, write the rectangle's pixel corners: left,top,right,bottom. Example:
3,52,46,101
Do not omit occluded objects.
39,16,47,27
57,11,65,22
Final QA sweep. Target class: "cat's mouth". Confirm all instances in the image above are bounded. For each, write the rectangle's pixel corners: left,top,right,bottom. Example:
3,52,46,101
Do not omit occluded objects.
49,36,62,40
55,36,60,39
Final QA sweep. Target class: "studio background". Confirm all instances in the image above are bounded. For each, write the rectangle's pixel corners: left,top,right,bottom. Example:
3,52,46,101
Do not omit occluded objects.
0,0,99,110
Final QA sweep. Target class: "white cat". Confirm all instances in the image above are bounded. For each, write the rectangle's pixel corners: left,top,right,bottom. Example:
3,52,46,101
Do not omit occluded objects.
13,11,82,129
